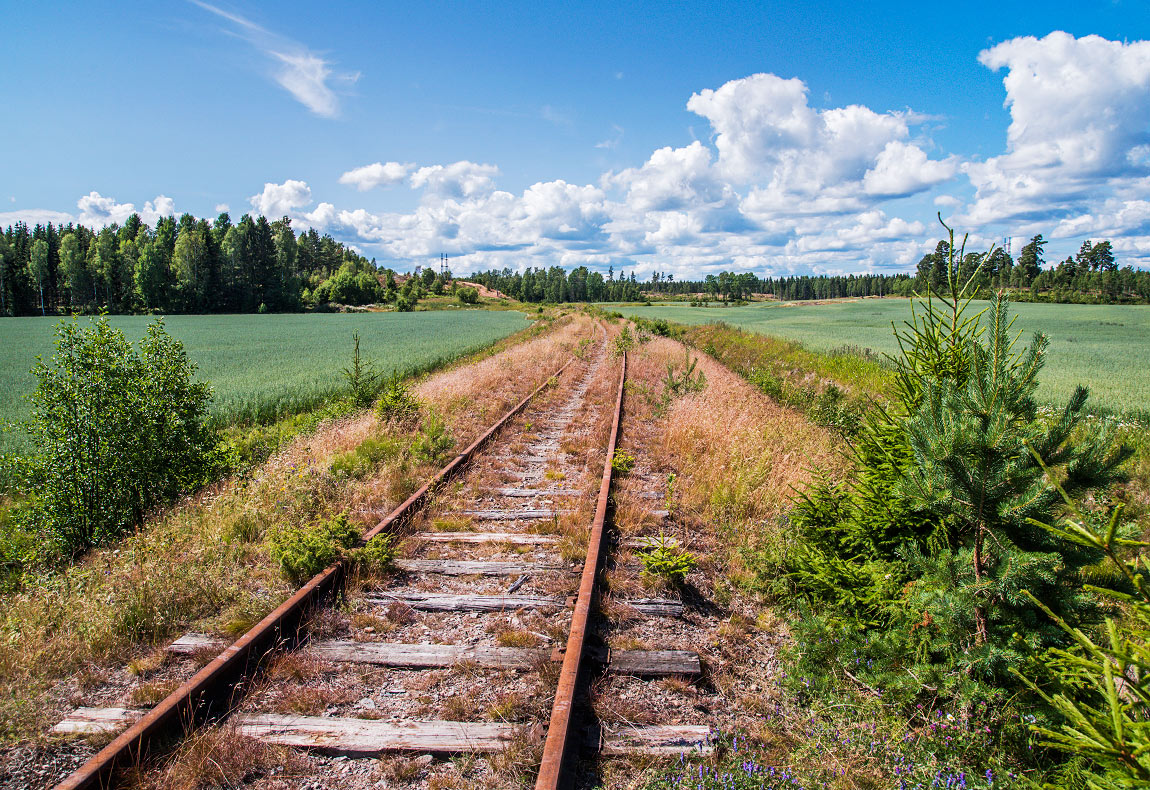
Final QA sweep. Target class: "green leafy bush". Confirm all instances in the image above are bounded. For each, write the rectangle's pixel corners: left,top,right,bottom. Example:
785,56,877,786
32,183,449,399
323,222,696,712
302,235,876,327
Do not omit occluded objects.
456,285,479,304
268,513,360,585
611,326,634,357
19,317,219,556
328,436,407,479
637,534,696,586
349,533,396,575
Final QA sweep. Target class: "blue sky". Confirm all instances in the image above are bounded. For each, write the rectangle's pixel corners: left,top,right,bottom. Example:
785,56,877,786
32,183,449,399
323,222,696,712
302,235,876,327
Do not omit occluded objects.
2,0,1148,277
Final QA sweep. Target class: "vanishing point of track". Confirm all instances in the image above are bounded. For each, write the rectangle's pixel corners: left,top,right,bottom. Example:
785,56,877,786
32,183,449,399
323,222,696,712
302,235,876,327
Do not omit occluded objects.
53,336,706,790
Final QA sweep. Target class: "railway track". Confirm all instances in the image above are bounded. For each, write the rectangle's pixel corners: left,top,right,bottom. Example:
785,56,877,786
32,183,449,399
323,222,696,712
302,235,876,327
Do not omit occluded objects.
50,336,709,790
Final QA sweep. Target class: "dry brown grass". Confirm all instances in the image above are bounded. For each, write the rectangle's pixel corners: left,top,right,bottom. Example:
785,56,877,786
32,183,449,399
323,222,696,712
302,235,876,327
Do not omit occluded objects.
129,679,180,706
135,722,304,790
495,628,542,648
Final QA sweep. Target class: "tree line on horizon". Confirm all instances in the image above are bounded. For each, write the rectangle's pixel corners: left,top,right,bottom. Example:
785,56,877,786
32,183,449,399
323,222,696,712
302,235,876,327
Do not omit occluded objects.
0,214,396,317
474,234,1149,305
3,216,1148,317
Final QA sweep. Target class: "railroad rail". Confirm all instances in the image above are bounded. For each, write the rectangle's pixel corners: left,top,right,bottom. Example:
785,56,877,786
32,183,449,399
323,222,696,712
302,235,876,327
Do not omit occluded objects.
52,338,707,790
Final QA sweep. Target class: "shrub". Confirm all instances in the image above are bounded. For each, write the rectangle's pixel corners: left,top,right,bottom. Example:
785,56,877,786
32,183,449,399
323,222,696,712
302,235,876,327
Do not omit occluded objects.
342,331,380,407
20,317,219,556
456,286,479,305
411,411,454,465
349,533,396,575
375,373,420,424
637,534,696,586
611,449,635,475
611,326,634,357
328,436,407,479
268,513,360,585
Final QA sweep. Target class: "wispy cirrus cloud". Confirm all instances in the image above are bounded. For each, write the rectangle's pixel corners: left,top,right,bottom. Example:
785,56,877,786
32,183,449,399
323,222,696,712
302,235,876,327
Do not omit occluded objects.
189,0,358,118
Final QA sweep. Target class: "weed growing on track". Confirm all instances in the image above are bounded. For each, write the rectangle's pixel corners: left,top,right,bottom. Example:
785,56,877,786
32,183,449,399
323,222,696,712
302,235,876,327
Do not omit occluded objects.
636,534,696,588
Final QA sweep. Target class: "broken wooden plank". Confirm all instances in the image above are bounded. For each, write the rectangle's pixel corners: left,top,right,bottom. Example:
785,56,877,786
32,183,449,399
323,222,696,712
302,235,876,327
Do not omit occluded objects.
310,641,549,669
495,488,579,497
233,713,514,755
414,531,558,545
459,509,562,520
368,592,568,612
625,598,685,617
609,650,700,676
394,559,567,576
597,725,713,756
53,707,141,735
166,632,225,655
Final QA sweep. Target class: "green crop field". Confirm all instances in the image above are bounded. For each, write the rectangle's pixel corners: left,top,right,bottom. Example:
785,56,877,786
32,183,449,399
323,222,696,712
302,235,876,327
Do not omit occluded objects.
0,310,530,454
624,299,1150,420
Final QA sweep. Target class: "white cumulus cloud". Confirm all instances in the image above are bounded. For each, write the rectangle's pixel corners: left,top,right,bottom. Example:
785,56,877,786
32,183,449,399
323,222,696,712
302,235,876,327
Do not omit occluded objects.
964,32,1150,230
339,161,413,191
249,180,312,217
76,192,176,227
410,161,501,199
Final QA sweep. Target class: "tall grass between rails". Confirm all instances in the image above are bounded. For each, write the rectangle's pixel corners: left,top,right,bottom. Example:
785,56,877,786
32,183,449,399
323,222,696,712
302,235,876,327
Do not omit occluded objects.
0,314,597,744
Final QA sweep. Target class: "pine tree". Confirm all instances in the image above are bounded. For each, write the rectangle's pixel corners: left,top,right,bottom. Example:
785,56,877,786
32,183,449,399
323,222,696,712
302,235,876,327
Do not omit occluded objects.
896,293,1129,677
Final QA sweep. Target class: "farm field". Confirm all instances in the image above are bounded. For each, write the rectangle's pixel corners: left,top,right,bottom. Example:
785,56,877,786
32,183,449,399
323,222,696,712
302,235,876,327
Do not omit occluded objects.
624,299,1150,419
0,310,529,454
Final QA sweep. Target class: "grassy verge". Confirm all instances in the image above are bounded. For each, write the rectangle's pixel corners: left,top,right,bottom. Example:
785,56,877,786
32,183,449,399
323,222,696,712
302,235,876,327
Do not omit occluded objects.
609,317,1145,790
0,314,594,744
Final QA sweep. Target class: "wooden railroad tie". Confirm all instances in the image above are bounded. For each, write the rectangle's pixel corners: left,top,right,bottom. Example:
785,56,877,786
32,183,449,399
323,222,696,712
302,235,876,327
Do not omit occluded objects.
167,634,701,675
458,509,564,520
494,488,580,497
393,559,572,576
55,708,711,757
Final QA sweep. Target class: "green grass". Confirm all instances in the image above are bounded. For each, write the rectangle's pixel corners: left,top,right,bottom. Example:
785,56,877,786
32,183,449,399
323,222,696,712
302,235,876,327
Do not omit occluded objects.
0,311,530,454
624,299,1150,420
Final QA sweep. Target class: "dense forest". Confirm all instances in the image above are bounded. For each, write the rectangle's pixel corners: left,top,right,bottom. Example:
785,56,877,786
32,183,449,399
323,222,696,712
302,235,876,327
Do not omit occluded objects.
0,214,400,316
4,215,1148,316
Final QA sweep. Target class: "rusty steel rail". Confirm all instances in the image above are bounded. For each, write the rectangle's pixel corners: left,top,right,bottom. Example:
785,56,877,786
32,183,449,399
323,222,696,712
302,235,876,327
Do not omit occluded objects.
56,359,575,790
535,351,626,790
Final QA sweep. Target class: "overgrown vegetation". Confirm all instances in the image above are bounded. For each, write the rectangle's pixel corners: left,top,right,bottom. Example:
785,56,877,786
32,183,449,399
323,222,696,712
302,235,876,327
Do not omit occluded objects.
639,224,1148,790
269,513,395,585
1,318,219,559
636,534,696,587
750,225,1140,787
